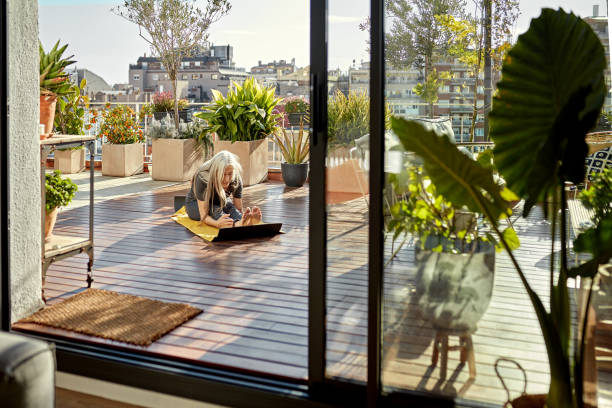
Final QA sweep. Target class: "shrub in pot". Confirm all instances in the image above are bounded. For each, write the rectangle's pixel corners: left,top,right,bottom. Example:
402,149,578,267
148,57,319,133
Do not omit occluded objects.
98,104,146,177
283,96,309,127
391,8,612,407
195,77,282,186
271,118,309,187
386,164,518,377
148,115,213,181
149,91,191,122
45,170,78,241
53,79,91,173
39,40,75,138
579,166,612,225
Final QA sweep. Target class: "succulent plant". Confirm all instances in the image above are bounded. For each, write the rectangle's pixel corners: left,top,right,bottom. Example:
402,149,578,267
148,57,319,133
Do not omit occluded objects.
39,40,76,97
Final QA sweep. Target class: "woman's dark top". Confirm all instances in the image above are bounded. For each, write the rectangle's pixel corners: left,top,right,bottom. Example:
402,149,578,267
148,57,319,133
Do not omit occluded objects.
187,169,243,206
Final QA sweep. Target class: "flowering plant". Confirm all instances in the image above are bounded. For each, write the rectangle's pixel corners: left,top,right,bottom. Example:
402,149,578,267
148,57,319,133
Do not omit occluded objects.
97,104,145,144
283,97,309,114
150,91,188,113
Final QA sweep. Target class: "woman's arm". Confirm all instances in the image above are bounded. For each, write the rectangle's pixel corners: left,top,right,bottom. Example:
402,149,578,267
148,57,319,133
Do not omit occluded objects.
197,199,217,227
233,197,243,212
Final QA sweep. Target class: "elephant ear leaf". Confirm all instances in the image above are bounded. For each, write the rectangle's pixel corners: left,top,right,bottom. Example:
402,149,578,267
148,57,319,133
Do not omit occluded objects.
391,117,511,223
489,8,606,216
569,214,612,279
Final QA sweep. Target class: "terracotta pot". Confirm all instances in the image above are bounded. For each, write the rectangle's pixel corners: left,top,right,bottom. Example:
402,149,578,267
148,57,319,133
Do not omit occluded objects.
45,207,59,240
40,94,57,139
510,394,547,408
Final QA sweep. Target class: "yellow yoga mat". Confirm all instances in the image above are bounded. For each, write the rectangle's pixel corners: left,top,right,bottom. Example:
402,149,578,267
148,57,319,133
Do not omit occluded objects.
171,206,220,242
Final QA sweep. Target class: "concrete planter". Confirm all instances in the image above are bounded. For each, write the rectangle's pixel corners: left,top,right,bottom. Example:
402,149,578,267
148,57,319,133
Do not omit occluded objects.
415,237,495,332
152,138,204,182
213,139,268,186
326,146,369,194
54,148,86,174
101,143,144,177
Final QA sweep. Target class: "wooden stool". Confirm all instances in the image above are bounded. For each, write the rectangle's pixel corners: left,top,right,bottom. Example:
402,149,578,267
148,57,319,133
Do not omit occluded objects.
431,329,476,380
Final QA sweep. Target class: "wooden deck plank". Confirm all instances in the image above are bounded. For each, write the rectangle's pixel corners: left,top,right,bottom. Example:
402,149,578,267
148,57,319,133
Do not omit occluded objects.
13,180,581,405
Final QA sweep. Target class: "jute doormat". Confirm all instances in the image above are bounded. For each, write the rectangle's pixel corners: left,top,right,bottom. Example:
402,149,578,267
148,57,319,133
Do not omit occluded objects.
20,288,202,346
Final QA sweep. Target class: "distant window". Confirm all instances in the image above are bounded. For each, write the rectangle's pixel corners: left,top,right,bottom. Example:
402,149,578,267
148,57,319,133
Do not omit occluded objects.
152,74,159,81
211,74,218,80
133,74,140,81
182,74,188,80
195,61,201,66
192,74,199,79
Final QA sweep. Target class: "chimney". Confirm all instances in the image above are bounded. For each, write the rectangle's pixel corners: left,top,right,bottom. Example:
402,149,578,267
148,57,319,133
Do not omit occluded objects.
258,60,262,66
144,52,146,57
593,4,599,16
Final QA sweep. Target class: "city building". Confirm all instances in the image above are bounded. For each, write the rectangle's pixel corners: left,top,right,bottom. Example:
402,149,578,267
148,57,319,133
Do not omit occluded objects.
128,44,247,102
584,4,612,108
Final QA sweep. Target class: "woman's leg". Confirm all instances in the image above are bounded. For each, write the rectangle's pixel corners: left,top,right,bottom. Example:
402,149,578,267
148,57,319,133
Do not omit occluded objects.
184,198,200,221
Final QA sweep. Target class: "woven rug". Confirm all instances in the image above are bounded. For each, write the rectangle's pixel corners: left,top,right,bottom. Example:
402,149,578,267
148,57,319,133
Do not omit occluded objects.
20,289,202,346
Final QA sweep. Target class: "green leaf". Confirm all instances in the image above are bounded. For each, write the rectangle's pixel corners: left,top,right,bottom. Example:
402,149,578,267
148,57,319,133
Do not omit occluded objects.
489,8,606,216
391,117,511,223
496,227,520,252
569,213,612,278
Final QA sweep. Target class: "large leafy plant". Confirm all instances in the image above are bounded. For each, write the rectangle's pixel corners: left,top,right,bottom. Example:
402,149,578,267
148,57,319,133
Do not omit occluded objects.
149,91,188,113
39,40,75,97
45,170,78,213
54,79,90,135
195,77,282,142
392,9,612,408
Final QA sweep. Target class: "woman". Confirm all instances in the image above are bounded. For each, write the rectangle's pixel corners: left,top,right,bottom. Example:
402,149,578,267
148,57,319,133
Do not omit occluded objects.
185,150,262,228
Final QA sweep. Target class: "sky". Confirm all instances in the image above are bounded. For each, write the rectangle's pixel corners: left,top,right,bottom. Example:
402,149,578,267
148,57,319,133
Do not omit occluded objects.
39,0,606,86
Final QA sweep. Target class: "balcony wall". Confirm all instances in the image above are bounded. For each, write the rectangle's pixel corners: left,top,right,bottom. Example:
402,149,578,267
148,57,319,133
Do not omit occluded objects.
8,0,43,320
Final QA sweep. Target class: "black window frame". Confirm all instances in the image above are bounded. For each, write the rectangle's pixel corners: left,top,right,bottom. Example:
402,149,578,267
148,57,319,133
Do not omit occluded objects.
0,0,491,406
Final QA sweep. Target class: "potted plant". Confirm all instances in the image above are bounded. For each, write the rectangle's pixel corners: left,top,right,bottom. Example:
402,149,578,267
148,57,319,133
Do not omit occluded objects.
148,115,213,181
98,104,146,177
53,79,90,173
272,119,310,187
283,97,309,127
579,167,612,225
39,40,75,139
385,162,518,379
44,170,78,241
195,77,282,186
149,91,191,122
391,8,612,408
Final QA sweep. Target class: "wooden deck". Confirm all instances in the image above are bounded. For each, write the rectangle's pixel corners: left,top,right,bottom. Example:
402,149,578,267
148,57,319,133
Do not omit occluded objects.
13,181,610,406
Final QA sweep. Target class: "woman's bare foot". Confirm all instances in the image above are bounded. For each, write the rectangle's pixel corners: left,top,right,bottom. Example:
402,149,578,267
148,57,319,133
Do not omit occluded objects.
237,207,252,227
252,207,262,224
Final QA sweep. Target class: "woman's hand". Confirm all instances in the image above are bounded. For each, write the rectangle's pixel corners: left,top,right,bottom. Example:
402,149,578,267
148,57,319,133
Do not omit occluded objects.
216,213,234,228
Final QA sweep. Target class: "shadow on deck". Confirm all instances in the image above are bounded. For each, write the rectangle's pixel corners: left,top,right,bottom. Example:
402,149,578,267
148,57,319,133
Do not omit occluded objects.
14,180,565,405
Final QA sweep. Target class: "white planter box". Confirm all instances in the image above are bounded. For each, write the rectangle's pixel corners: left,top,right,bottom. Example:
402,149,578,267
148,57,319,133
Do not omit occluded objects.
152,138,205,182
213,139,268,186
326,147,369,194
54,148,86,174
101,143,144,177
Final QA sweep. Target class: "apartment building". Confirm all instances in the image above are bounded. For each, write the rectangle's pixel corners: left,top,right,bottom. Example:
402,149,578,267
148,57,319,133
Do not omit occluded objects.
128,44,248,102
585,4,612,107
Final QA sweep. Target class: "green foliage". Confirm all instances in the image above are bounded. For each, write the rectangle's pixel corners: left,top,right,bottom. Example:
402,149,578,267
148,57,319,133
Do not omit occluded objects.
45,170,77,212
412,70,445,107
39,40,76,97
489,8,606,216
272,119,309,164
98,104,146,144
283,97,309,114
147,116,213,156
55,79,90,135
579,167,612,225
195,77,282,142
393,9,609,408
327,90,392,147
